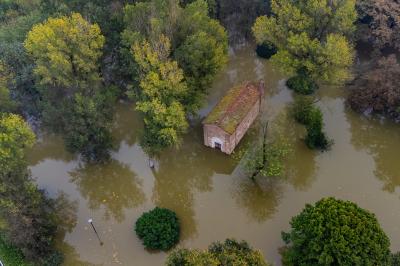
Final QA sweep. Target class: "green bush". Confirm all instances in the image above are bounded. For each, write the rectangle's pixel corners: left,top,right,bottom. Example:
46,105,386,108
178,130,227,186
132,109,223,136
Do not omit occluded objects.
0,235,31,266
287,74,318,95
166,239,270,266
304,108,331,150
208,239,269,266
256,42,277,59
392,252,400,266
291,97,331,150
282,197,391,266
135,207,180,251
291,96,314,125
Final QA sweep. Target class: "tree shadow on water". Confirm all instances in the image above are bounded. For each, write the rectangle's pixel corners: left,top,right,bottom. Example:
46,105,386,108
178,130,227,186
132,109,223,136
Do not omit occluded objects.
348,112,400,194
231,175,284,223
69,160,146,222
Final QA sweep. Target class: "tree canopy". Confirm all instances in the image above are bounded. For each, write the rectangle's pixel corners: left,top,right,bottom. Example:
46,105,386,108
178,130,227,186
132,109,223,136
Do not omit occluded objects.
282,197,391,265
357,0,400,52
166,239,270,266
0,113,35,174
132,36,189,155
24,12,104,91
348,54,400,121
252,0,356,84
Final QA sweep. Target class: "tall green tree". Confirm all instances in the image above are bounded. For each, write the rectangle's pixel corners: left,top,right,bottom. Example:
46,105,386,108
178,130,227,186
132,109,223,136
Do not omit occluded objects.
253,0,356,85
0,113,72,265
25,13,115,161
122,0,227,111
132,36,189,156
282,197,391,265
24,12,104,92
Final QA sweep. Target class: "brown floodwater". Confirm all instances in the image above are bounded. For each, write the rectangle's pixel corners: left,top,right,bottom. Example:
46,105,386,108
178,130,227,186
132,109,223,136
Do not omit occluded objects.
27,45,400,266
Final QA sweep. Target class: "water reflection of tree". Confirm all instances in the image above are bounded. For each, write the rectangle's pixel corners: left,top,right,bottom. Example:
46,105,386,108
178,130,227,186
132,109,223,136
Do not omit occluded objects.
231,176,283,222
27,134,75,165
286,140,318,191
152,126,237,240
70,160,146,222
112,103,143,148
348,113,400,193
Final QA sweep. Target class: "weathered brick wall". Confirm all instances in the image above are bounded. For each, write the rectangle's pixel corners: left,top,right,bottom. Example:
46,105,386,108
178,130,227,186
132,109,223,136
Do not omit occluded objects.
203,124,232,153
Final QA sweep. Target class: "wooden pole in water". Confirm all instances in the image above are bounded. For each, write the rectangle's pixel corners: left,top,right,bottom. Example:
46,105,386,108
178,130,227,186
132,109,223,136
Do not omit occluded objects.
88,218,103,246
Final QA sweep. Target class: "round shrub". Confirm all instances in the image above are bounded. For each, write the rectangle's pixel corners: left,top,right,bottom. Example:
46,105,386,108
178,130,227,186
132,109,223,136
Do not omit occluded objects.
135,207,180,251
282,197,391,266
286,74,318,95
256,42,277,59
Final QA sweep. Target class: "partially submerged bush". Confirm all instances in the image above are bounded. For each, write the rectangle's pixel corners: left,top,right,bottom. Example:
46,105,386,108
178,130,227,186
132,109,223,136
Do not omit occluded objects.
287,74,318,95
291,97,332,151
305,108,331,150
291,96,314,125
166,239,270,266
135,207,180,251
209,239,269,266
256,42,277,59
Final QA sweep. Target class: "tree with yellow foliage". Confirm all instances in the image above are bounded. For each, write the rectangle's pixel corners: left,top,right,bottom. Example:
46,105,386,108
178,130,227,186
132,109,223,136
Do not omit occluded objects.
24,12,105,92
24,13,114,161
131,35,188,156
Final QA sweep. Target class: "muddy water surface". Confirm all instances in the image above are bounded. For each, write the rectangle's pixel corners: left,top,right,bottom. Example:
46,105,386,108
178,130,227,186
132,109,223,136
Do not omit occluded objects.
28,45,400,266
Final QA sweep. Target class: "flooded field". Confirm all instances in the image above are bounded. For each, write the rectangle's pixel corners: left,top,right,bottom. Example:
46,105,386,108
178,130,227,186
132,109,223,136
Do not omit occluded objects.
28,45,400,265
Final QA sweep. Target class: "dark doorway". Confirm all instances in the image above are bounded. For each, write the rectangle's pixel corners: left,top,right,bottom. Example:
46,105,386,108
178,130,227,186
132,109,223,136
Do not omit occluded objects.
214,142,222,150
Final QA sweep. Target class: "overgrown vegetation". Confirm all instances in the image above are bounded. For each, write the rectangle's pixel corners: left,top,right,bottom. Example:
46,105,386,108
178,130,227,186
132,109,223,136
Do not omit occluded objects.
0,113,74,265
135,207,180,251
282,197,392,266
286,71,318,95
239,119,292,180
348,55,400,121
291,96,332,150
166,239,270,266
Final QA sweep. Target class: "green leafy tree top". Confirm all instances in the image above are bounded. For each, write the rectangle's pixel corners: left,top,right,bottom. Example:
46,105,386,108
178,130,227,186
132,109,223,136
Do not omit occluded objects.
252,0,356,84
24,12,105,91
0,113,35,174
282,197,391,266
166,239,270,266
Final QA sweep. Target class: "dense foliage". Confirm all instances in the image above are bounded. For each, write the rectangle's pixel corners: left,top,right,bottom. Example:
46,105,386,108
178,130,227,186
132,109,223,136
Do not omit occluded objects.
356,0,400,53
0,113,70,265
253,0,356,86
256,42,277,59
166,239,269,266
286,72,318,95
240,120,292,180
135,207,180,251
348,55,400,121
291,96,331,150
282,197,392,266
122,0,227,155
24,12,114,161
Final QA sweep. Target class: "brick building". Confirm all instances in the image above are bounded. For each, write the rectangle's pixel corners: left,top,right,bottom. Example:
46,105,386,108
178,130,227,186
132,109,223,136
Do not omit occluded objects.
202,81,264,154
